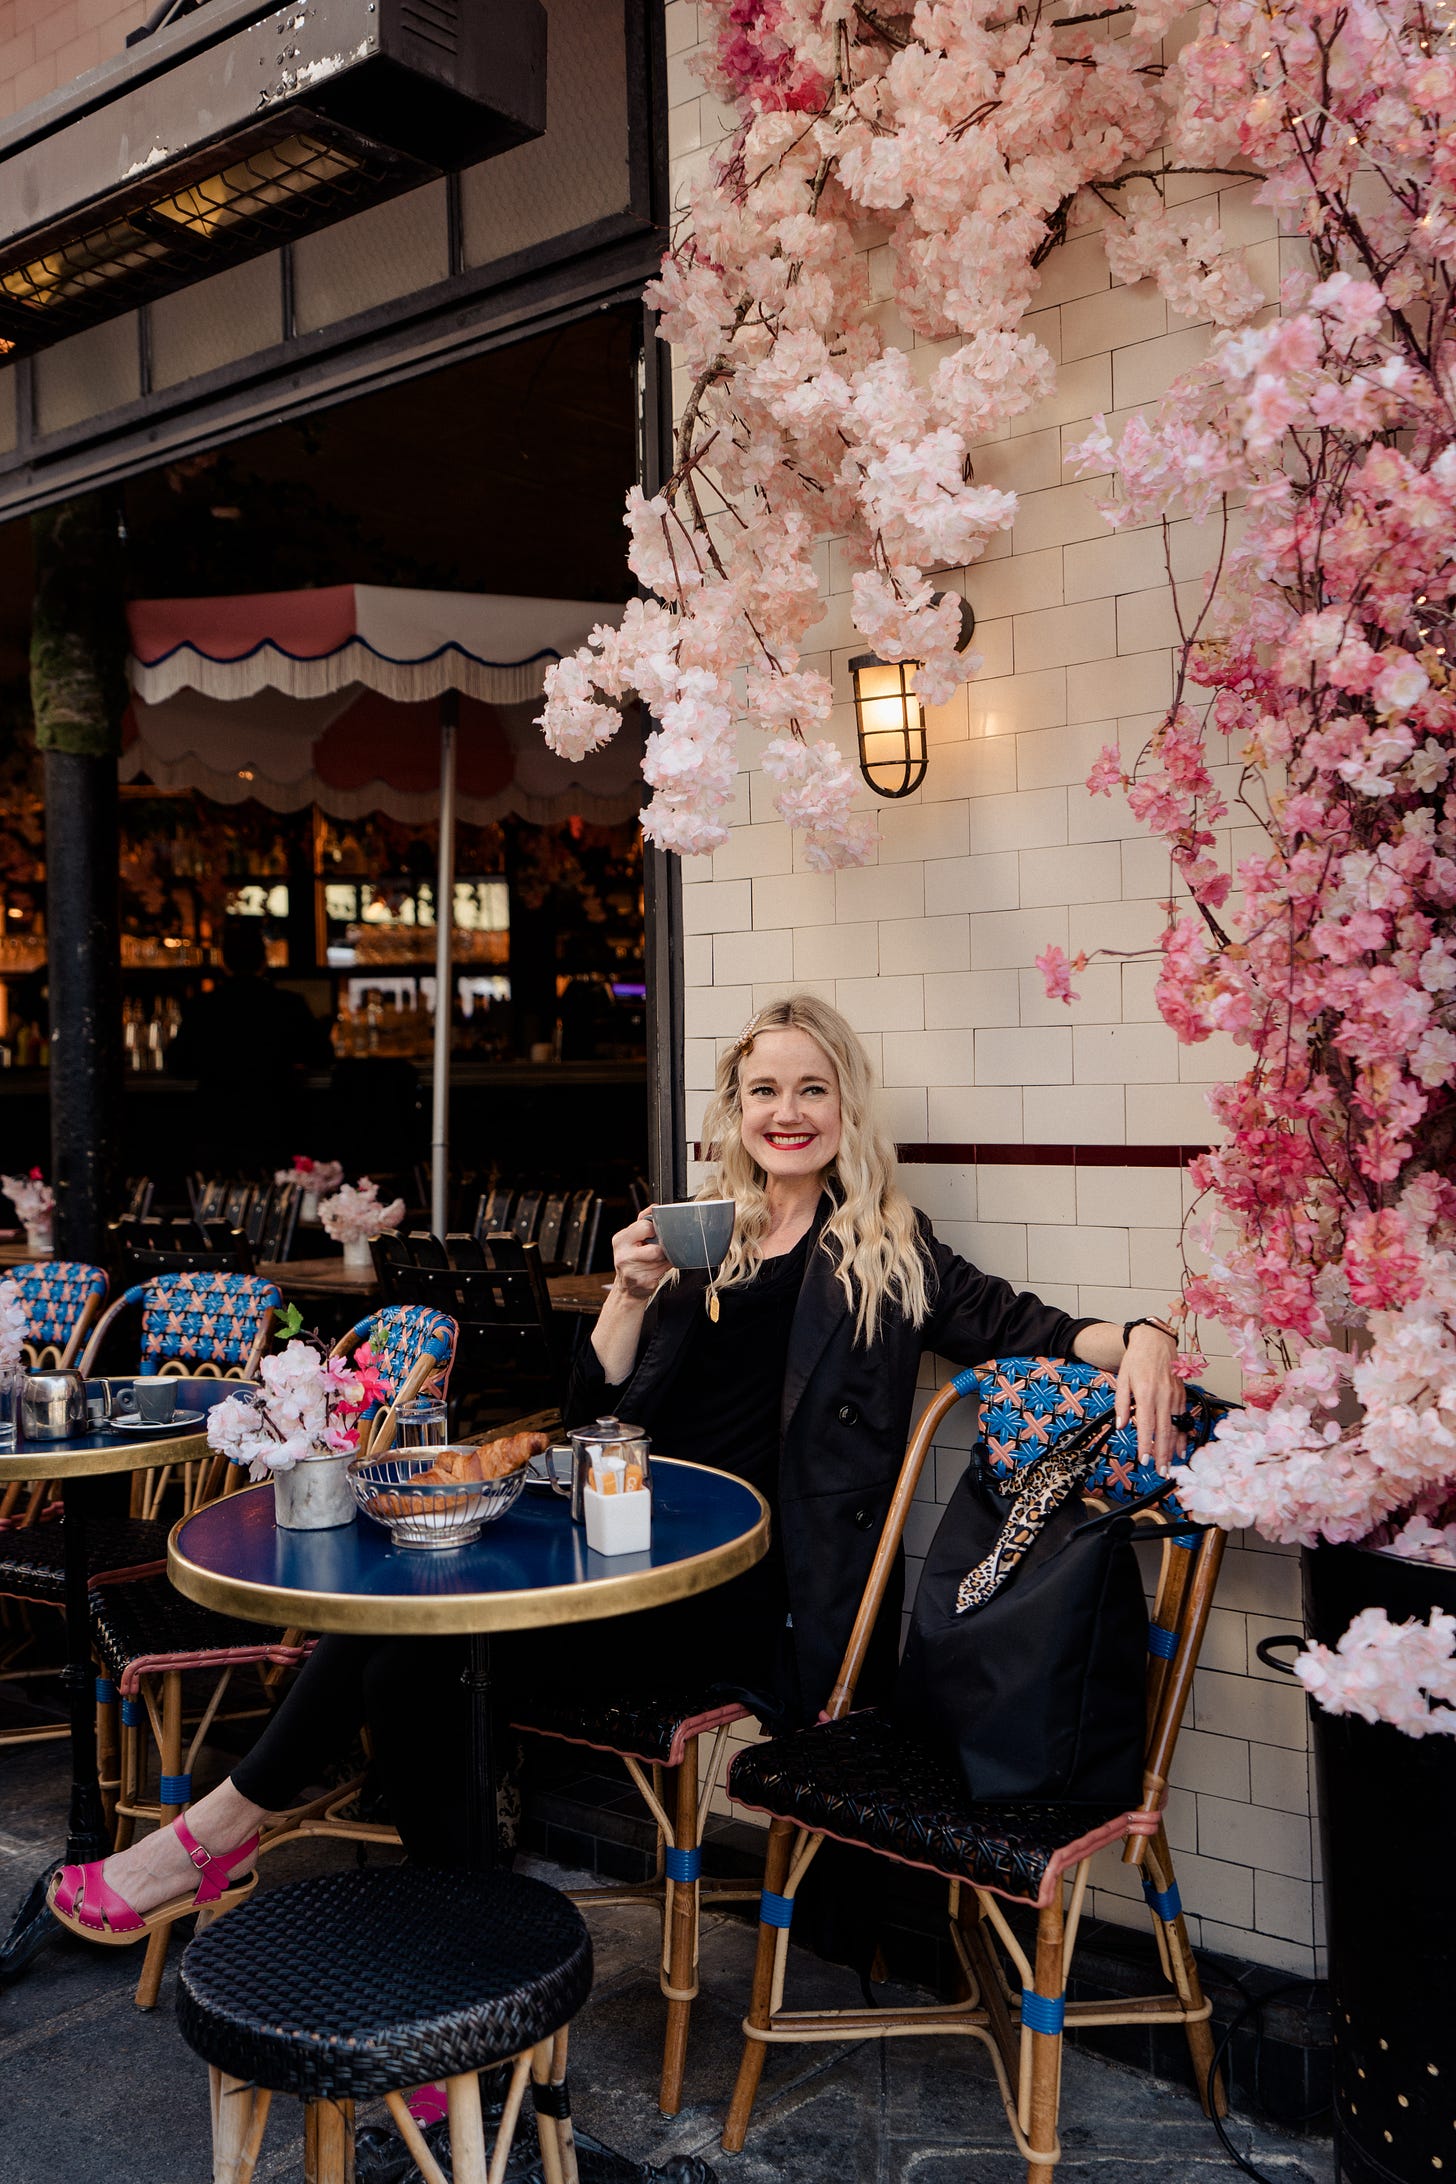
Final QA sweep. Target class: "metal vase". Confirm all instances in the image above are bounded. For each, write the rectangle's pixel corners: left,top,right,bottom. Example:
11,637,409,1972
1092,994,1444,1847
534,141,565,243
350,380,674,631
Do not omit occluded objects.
273,1455,356,1531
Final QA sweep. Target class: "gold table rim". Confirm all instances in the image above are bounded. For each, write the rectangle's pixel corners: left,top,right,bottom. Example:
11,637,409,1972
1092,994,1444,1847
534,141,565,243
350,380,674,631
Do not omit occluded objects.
167,1459,770,1636
0,1425,210,1484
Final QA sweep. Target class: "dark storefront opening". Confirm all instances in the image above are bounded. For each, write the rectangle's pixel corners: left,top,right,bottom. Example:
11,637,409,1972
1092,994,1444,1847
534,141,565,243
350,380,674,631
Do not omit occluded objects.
0,305,649,1228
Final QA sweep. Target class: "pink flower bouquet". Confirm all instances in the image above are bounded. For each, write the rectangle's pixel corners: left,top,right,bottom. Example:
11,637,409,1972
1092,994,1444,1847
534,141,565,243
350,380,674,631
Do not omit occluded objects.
207,1337,386,1480
318,1178,405,1248
275,1156,345,1197
2,1168,53,1241
0,1277,26,1374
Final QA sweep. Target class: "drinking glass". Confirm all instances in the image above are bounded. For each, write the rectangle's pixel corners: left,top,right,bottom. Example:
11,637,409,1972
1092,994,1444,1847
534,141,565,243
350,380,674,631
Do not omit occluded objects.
395,1398,449,1450
0,1368,20,1455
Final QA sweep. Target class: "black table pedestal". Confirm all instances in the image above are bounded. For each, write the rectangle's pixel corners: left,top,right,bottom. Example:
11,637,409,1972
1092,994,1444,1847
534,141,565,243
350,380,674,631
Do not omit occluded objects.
0,1478,108,1980
462,1632,496,1871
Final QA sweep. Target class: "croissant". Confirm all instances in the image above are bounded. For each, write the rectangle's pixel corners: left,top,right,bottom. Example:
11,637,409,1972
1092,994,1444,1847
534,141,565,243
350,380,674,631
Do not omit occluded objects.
413,1430,551,1486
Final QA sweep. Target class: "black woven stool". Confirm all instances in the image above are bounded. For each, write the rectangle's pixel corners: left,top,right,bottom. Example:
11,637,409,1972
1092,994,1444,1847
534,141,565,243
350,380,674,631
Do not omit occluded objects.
176,1866,593,2184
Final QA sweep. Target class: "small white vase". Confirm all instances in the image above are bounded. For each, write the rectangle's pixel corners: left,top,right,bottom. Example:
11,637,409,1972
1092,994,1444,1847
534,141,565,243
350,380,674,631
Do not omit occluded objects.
273,1454,356,1531
24,1223,52,1257
300,1190,320,1225
342,1236,374,1274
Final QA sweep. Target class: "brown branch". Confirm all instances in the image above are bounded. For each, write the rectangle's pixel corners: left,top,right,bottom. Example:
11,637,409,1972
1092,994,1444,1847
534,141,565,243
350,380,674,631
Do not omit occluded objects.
852,3,913,46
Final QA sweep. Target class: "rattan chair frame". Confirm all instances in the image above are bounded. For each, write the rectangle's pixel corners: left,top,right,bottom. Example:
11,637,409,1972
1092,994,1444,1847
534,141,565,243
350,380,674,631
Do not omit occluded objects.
720,1369,1228,2179
534,1725,759,2115
203,2026,579,2184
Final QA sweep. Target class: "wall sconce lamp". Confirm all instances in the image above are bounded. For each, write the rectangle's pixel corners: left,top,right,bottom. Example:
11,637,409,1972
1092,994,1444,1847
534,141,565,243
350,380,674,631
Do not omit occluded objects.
850,592,976,799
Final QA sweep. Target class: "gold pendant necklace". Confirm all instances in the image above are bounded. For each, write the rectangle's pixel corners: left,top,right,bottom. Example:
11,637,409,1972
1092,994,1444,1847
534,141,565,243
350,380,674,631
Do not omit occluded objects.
707,1288,720,1323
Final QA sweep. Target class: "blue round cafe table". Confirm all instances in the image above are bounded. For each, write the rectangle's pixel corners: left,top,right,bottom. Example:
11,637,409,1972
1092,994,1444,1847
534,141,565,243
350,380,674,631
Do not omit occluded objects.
169,1458,769,1870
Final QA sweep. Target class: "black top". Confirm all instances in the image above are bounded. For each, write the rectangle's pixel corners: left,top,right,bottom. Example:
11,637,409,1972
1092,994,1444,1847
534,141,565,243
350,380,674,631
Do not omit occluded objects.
644,1224,813,1508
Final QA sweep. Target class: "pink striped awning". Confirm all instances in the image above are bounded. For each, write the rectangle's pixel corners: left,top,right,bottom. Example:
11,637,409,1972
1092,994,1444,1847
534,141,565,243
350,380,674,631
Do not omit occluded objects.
121,584,641,825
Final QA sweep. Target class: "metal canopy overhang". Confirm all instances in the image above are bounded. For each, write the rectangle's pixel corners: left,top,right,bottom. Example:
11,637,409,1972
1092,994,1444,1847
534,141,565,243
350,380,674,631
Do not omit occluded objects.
0,0,546,356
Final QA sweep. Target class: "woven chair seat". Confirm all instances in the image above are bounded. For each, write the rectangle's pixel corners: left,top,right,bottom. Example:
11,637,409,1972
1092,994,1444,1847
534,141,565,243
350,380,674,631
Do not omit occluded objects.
0,1516,168,1604
177,1868,593,2100
91,1573,304,1697
728,1711,1133,1911
512,1684,749,1768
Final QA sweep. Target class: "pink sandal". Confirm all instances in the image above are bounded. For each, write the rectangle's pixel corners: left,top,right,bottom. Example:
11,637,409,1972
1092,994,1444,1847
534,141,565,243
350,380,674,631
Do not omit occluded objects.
47,1815,259,1946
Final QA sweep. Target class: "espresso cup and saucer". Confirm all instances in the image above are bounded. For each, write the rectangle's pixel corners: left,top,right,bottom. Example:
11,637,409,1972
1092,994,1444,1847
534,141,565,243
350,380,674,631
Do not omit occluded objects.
109,1381,194,1429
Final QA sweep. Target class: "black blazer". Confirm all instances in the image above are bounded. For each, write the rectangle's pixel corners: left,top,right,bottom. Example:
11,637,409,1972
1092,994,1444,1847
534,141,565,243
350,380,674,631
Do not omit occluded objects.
568,1201,1095,1725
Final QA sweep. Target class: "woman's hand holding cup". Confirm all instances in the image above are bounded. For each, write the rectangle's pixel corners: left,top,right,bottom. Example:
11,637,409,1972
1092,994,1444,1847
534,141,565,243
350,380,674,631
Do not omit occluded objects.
609,1213,673,1305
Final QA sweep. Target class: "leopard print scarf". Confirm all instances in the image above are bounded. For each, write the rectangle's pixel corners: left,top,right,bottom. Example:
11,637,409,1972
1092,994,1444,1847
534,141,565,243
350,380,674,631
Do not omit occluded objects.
955,1409,1118,1616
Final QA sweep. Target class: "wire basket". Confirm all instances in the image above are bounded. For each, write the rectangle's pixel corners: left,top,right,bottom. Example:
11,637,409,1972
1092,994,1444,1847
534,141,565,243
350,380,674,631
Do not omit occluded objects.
348,1448,526,1551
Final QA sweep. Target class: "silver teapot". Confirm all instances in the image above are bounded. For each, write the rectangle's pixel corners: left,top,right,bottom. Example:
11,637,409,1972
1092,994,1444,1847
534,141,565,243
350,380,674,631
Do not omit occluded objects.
20,1369,87,1443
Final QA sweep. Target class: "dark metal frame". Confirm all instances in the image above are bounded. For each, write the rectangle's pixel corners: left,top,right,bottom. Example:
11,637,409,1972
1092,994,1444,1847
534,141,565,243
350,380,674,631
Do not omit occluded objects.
0,0,663,520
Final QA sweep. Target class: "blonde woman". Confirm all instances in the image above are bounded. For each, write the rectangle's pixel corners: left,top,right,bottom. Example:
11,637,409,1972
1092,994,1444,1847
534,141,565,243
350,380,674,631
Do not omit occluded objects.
579,993,1181,1725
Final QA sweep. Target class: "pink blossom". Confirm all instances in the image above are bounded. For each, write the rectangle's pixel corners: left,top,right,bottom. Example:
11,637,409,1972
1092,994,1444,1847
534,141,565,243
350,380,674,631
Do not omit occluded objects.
1036,944,1085,1005
0,1277,27,1374
2,1172,53,1229
1295,1609,1456,1737
318,1180,405,1248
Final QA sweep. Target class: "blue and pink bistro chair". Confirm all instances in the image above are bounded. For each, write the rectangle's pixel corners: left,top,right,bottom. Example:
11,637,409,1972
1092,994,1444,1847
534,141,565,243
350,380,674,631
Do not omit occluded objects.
80,1269,284,1519
718,1355,1230,2180
0,1260,109,1533
326,1302,459,1457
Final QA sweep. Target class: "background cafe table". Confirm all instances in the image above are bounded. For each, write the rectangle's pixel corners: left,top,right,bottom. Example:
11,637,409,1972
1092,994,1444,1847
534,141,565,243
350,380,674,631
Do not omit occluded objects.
0,1383,231,1978
256,1258,614,1320
169,1457,768,1870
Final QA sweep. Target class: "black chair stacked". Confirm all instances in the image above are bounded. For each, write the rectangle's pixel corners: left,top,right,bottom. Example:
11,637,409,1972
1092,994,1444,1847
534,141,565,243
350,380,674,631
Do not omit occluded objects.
472,1185,603,1274
176,1867,592,2184
385,1241,560,1439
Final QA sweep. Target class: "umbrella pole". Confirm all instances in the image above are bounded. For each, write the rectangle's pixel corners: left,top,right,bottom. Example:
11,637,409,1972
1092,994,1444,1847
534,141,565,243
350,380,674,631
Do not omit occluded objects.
431,694,458,1240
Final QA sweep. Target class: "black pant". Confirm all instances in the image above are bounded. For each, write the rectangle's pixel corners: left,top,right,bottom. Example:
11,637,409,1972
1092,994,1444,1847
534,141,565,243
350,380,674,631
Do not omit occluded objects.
231,1561,791,1865
233,1633,474,1865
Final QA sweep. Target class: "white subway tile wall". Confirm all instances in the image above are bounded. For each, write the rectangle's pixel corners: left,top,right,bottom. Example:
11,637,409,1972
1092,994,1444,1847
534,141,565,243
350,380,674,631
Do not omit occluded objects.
665,0,1319,1977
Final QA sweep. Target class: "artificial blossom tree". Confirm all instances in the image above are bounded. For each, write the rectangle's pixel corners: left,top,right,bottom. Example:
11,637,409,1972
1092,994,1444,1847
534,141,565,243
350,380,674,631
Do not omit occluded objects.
540,0,1456,1732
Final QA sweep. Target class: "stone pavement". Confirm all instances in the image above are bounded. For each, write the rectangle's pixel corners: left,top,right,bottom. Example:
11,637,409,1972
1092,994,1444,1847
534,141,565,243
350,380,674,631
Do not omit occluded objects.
0,1742,1334,2184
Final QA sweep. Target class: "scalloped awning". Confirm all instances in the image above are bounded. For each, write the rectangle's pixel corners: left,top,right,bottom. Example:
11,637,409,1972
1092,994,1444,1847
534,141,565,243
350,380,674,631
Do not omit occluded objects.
121,583,639,825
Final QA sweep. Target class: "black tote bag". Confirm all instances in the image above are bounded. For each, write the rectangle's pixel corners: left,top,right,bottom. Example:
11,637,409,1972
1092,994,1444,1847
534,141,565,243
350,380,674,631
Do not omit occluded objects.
896,1412,1152,1809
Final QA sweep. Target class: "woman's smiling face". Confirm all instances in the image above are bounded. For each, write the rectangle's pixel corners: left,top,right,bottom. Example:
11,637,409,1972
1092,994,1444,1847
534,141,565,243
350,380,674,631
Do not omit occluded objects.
737,1027,842,1180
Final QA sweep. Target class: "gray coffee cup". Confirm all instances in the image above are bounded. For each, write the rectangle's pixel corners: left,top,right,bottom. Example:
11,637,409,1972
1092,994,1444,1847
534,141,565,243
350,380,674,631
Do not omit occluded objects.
647,1199,735,1272
136,1380,178,1425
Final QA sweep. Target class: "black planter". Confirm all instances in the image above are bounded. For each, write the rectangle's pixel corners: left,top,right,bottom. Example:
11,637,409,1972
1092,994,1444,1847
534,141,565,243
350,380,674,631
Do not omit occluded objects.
1304,1544,1456,2184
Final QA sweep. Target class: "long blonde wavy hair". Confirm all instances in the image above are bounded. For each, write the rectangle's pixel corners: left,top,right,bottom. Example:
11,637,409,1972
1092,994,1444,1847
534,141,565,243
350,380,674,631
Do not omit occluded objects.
698,993,929,1343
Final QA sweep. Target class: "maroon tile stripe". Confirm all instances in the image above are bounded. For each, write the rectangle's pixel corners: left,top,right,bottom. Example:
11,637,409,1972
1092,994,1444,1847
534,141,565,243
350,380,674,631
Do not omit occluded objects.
692,1142,1209,1167
894,1143,1210,1168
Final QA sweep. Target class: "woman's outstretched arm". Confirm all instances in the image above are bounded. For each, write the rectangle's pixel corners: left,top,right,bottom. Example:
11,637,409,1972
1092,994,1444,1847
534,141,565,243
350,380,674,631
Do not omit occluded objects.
588,1211,674,1386
921,1220,1182,1472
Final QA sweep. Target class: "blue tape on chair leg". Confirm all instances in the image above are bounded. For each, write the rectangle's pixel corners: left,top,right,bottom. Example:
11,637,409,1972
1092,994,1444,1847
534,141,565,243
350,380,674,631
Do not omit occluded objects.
1020,1989,1066,2036
159,1773,192,1806
665,1846,702,1884
120,1697,144,1727
951,1365,981,1398
95,1677,117,1704
1142,1877,1182,1922
1147,1624,1179,1660
759,1889,794,1929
